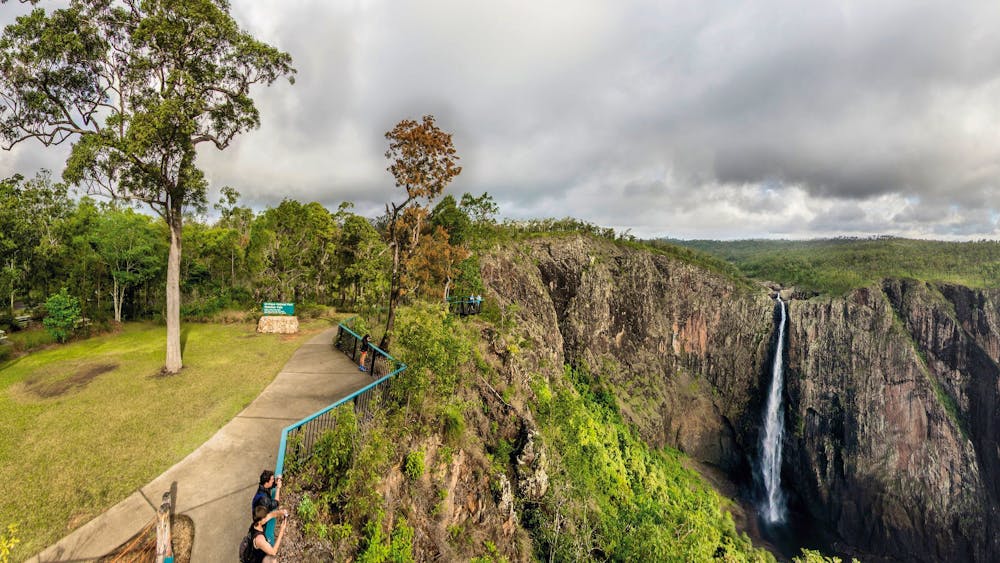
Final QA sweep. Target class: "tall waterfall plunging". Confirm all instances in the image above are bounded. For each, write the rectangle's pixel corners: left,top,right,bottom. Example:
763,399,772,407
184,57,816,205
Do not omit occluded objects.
760,295,788,524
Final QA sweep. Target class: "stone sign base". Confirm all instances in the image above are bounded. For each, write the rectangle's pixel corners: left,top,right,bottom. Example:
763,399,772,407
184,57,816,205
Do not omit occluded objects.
257,315,299,334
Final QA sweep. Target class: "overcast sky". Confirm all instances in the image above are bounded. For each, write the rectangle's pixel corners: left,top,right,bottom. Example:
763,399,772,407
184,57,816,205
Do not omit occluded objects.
3,1,1000,239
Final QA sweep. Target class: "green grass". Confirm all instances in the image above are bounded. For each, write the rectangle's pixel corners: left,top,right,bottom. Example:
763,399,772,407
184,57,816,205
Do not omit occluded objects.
0,319,337,560
4,328,57,353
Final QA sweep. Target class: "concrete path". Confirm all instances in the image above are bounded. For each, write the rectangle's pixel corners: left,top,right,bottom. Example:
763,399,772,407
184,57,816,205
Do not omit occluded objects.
31,327,370,562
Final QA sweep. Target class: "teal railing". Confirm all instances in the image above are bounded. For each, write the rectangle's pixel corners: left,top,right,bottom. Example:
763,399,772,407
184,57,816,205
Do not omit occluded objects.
273,319,405,476
446,295,483,317
267,319,405,540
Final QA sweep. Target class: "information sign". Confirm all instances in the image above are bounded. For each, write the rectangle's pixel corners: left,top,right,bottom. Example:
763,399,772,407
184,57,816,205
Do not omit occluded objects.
262,302,295,315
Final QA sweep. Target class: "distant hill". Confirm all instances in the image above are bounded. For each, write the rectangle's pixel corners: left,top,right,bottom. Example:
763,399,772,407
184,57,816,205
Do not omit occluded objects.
665,237,1000,295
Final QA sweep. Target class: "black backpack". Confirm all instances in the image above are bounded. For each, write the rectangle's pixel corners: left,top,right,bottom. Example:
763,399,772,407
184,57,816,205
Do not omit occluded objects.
238,531,254,563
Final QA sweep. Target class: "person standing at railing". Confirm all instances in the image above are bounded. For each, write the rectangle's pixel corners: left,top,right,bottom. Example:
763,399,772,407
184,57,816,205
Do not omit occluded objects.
251,470,282,518
359,334,371,372
247,504,289,562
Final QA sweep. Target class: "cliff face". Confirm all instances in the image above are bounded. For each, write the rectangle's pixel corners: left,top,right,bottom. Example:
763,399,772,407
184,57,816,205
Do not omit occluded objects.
482,236,775,474
786,282,999,561
482,235,1000,562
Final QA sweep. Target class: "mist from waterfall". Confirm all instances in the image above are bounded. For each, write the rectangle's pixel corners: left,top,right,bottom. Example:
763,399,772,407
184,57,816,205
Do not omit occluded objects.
760,295,788,525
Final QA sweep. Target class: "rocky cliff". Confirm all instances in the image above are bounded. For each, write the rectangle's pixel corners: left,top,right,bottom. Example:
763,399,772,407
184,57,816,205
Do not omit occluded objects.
482,235,775,472
481,235,1000,562
785,282,1000,561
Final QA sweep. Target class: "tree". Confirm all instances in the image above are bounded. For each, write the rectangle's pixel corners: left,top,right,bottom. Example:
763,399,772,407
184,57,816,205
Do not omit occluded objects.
91,207,164,322
42,287,81,343
0,0,294,372
335,210,389,311
247,199,337,303
381,115,461,349
403,225,469,300
459,191,499,225
0,171,71,311
213,186,254,286
429,194,471,246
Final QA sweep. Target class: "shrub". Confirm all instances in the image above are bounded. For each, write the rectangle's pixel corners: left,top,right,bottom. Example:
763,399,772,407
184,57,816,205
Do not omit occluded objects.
298,494,318,524
395,302,470,399
42,288,81,343
441,405,465,444
309,408,358,489
0,523,19,563
358,511,414,563
297,302,331,319
403,450,425,481
0,312,14,333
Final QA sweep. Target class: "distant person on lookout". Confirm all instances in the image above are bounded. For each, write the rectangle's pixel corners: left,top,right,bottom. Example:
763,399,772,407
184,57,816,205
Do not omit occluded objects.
359,334,370,371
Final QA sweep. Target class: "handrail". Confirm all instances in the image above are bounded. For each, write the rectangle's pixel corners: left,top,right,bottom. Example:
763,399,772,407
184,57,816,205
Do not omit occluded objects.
273,318,406,477
446,296,483,316
266,318,405,542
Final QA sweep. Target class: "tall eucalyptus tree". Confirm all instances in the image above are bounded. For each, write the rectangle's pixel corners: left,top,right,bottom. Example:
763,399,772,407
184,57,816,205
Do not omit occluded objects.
0,0,294,372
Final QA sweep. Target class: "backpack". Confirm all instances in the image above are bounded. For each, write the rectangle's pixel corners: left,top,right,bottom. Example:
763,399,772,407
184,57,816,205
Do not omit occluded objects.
238,531,254,563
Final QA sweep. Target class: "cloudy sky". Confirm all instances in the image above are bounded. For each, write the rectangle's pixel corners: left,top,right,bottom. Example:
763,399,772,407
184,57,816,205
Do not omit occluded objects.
3,1,1000,239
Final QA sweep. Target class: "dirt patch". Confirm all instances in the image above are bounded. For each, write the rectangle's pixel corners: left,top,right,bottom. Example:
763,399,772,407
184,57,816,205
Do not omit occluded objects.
99,514,194,563
25,363,118,398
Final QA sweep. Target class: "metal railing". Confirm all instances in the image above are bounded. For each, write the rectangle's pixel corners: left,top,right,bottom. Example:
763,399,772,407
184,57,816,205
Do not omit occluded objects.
273,319,406,478
446,296,483,317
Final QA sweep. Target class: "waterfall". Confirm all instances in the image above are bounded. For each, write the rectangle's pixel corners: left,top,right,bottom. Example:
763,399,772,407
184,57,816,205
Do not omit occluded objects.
760,295,788,524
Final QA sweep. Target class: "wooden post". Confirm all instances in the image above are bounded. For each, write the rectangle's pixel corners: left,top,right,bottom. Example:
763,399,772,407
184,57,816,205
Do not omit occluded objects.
155,491,174,563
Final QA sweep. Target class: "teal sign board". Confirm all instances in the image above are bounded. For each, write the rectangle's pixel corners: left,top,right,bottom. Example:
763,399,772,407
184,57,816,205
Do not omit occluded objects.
262,302,295,315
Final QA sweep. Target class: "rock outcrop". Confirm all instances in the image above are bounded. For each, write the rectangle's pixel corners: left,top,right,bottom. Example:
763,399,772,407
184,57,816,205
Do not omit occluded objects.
481,235,1000,562
257,315,299,334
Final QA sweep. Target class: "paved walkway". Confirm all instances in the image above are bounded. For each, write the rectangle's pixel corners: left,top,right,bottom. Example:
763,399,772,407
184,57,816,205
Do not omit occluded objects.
31,327,370,562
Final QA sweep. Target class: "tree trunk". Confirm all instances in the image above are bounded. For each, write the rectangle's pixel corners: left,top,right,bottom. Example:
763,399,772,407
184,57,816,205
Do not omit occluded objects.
112,277,122,323
380,238,402,351
164,214,183,373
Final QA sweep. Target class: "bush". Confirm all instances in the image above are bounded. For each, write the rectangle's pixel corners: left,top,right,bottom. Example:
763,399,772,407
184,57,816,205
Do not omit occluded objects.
42,288,81,343
403,450,425,481
0,312,14,333
441,406,465,444
0,523,19,563
358,511,414,563
297,302,332,320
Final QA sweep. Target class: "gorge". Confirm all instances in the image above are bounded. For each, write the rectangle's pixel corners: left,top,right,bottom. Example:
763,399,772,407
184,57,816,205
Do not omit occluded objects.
479,234,1000,562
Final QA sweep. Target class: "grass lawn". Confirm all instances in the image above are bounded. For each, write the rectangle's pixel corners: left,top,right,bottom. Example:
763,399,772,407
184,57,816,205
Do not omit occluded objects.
0,318,338,560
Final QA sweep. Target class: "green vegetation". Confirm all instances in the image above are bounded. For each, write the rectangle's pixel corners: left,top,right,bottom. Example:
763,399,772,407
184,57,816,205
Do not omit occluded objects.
41,288,81,343
792,548,861,563
403,450,425,480
0,320,331,558
0,0,295,373
358,511,415,563
529,367,771,562
672,237,1000,294
0,525,18,563
286,297,775,561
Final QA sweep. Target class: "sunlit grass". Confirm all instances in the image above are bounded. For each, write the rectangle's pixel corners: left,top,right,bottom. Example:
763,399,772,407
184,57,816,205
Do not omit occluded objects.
0,318,338,560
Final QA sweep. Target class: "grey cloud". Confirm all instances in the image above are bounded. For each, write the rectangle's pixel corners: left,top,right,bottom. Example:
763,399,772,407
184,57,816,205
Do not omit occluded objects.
5,1,1000,238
